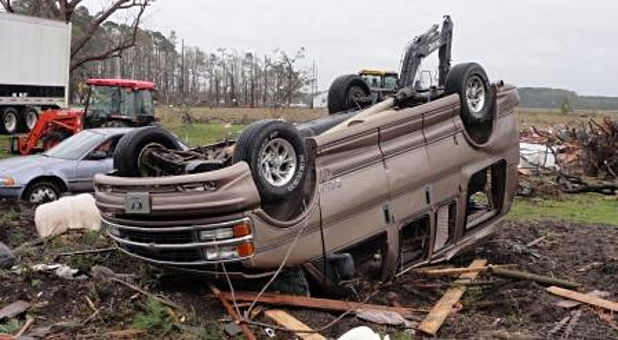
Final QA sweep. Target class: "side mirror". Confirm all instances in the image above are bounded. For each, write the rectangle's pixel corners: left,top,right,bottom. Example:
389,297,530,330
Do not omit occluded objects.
88,150,108,160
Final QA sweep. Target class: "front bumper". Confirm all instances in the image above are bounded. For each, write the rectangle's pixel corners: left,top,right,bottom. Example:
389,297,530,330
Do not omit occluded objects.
95,162,273,277
0,186,24,200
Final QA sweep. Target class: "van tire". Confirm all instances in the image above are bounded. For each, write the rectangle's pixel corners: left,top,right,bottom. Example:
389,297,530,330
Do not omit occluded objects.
114,127,181,177
445,62,494,144
234,120,307,202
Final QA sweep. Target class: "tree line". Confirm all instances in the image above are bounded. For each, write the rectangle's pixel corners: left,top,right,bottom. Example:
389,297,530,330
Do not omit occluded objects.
2,0,312,107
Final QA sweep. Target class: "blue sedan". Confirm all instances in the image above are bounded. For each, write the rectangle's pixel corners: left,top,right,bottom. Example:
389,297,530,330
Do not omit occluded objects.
0,128,133,203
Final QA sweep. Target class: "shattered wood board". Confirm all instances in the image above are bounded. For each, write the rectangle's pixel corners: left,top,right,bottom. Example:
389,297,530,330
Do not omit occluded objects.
265,310,326,340
554,290,611,309
547,286,618,312
417,259,487,336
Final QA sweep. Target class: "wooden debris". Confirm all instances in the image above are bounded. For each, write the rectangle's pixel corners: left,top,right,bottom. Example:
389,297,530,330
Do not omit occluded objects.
546,286,618,312
417,259,487,336
103,328,147,338
14,316,34,338
216,291,426,318
526,236,547,247
414,264,510,277
109,277,181,310
0,300,30,320
489,267,579,289
265,310,326,340
563,310,581,339
576,261,603,272
554,290,611,309
209,285,256,340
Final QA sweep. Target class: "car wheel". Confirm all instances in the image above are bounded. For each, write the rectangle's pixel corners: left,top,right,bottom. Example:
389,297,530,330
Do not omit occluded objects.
0,107,19,134
234,120,307,203
445,62,494,144
20,107,39,132
24,181,61,204
327,74,371,114
114,126,181,177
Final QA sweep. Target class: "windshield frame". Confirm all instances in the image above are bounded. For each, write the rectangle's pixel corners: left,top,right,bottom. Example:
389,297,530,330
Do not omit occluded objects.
43,130,109,161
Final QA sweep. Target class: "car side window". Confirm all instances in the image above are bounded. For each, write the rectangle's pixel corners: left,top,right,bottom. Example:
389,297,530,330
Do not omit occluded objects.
86,136,122,160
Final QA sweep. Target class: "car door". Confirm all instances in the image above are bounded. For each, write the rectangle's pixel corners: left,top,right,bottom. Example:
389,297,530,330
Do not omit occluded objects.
73,136,119,192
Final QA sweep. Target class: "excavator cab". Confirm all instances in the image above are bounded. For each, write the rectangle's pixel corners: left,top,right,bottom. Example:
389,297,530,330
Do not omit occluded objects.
83,79,156,128
358,69,399,92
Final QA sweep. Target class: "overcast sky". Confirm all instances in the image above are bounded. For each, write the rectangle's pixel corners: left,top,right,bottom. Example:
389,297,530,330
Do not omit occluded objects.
140,0,618,96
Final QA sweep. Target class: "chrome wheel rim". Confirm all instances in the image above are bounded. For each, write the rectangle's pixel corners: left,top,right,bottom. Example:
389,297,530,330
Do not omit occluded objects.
4,111,17,132
26,110,38,130
258,138,297,187
465,76,486,116
29,186,58,203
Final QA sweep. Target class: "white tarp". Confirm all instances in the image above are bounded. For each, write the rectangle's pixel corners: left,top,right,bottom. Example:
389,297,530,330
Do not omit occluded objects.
519,142,557,169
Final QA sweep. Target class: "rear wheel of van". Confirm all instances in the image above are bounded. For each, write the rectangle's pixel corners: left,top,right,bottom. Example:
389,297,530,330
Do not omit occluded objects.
234,120,307,203
0,107,19,134
327,74,372,114
445,62,494,144
114,126,181,177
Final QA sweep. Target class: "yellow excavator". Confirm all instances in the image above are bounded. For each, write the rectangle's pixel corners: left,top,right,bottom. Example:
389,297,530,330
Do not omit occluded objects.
327,16,454,114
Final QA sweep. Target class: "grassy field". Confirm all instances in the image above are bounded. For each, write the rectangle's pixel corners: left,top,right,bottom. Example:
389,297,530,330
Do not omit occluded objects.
508,193,618,226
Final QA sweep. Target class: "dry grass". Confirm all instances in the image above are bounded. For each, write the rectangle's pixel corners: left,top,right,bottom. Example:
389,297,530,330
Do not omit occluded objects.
515,108,617,130
157,106,329,125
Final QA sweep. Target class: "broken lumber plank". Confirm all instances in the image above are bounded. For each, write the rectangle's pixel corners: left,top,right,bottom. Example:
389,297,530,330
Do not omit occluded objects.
546,286,618,312
417,259,487,336
554,290,611,309
216,291,426,318
489,267,579,289
265,310,326,340
414,264,511,276
209,285,256,340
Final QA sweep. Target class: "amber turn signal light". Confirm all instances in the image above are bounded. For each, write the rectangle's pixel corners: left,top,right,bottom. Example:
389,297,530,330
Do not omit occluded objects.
233,221,252,237
237,243,255,257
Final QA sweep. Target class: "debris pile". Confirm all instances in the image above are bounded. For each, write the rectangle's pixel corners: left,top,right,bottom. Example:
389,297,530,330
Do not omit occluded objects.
519,117,618,196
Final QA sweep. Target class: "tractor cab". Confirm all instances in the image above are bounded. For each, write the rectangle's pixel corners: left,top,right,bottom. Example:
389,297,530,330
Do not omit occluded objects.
84,79,156,128
358,69,399,92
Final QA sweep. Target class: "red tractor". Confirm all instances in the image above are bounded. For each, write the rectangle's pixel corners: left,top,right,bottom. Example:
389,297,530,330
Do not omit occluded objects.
11,78,156,155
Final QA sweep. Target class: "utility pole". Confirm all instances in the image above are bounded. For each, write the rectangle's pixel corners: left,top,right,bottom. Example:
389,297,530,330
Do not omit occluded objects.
180,39,185,97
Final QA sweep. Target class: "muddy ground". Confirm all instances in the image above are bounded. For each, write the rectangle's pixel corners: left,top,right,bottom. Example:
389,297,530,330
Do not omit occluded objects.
0,202,617,339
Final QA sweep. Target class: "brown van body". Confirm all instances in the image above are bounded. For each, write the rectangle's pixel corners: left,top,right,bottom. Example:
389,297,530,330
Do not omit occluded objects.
94,83,520,279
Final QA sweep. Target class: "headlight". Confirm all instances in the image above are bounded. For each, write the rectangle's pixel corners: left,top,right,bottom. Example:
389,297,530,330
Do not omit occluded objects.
198,220,252,241
0,178,16,187
204,243,254,260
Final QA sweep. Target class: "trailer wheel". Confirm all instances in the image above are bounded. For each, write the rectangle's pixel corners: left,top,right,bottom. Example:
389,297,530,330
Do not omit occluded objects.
234,120,307,203
327,74,371,114
445,63,494,144
19,107,39,132
0,107,19,134
114,126,181,177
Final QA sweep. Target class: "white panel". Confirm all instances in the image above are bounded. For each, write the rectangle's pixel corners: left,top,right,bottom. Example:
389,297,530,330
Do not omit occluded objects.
434,205,450,250
0,13,70,87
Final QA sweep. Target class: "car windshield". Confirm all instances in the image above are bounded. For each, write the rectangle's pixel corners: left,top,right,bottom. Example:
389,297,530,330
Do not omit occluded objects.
43,130,107,160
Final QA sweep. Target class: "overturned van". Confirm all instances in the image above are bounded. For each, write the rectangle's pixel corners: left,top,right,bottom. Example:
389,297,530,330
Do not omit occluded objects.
94,62,520,281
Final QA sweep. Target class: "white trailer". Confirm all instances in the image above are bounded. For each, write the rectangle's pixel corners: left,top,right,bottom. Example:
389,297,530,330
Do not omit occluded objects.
0,12,71,134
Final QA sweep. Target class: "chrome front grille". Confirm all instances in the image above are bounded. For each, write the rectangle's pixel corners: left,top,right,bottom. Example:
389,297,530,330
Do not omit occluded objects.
102,217,254,266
